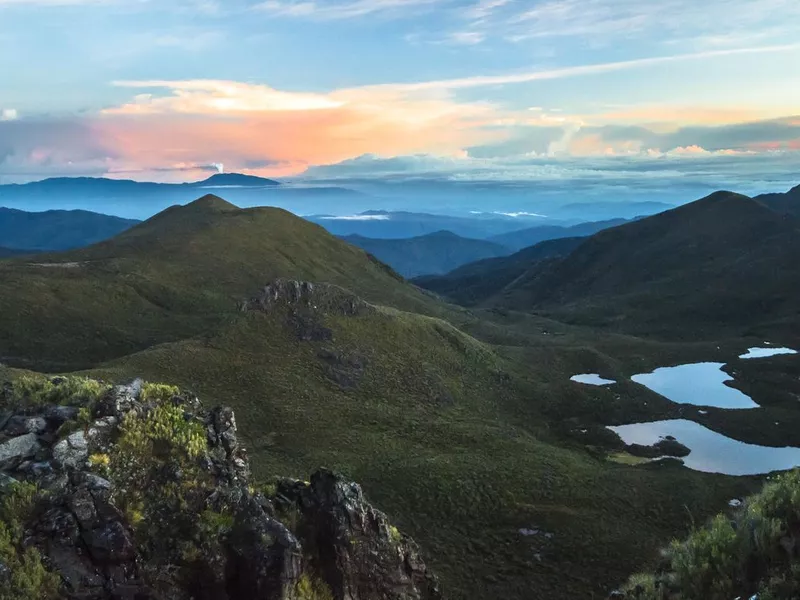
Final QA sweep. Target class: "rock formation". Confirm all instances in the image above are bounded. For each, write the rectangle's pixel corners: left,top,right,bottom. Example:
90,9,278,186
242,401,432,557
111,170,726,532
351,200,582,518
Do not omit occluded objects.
0,375,442,600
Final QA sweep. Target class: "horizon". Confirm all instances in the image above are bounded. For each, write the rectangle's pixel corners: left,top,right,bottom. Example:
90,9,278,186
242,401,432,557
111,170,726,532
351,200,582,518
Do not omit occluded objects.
1,0,799,204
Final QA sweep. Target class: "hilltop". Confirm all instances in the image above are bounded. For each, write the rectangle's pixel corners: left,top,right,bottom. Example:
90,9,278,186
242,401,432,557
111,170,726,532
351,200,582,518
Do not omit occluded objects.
0,207,138,251
190,173,281,187
0,195,437,369
342,231,509,277
756,183,800,217
489,191,800,337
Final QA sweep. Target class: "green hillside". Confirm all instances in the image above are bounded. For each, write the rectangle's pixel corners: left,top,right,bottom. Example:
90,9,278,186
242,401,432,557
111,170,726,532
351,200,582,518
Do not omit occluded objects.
0,195,437,370
0,193,790,599
488,192,800,338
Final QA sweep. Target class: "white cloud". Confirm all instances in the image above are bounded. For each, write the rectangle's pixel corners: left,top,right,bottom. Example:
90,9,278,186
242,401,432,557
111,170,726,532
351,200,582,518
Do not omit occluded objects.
254,0,444,20
1,108,18,121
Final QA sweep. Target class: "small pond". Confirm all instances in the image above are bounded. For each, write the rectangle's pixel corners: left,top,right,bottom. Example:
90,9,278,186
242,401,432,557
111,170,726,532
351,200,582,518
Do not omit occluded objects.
609,419,800,476
631,362,758,409
570,374,616,386
739,347,798,359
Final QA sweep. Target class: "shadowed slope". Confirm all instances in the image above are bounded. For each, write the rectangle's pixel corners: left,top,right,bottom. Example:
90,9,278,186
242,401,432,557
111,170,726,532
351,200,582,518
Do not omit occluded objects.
494,192,800,336
342,230,509,277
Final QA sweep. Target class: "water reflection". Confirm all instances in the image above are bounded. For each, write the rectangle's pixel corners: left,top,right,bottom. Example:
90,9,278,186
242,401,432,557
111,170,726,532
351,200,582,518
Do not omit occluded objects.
632,363,757,409
609,419,800,475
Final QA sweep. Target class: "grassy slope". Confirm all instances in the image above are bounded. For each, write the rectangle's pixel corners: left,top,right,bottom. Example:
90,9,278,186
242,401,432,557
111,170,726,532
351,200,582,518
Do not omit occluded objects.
81,308,760,600
0,196,439,370
341,231,509,278
491,193,800,339
0,193,790,599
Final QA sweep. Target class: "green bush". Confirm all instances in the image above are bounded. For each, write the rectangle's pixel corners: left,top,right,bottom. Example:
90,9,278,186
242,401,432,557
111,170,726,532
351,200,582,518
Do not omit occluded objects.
623,470,800,599
0,483,60,600
10,374,109,409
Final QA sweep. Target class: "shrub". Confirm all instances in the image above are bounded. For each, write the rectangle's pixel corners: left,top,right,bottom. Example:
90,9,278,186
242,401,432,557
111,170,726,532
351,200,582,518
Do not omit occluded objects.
10,375,109,409
622,470,800,599
0,483,60,600
295,573,334,600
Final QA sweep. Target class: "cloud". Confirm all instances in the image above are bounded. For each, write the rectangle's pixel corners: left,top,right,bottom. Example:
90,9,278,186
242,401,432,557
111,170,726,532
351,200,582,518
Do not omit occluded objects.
107,80,346,114
1,109,18,121
364,43,800,93
253,0,445,20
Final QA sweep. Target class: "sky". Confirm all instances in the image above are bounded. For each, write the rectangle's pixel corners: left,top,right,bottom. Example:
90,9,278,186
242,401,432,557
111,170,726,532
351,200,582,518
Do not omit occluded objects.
1,0,799,197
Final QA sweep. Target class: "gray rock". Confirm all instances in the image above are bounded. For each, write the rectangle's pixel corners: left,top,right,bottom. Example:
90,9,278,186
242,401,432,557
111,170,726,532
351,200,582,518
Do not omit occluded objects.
3,415,48,436
44,405,80,426
53,431,89,469
0,433,41,469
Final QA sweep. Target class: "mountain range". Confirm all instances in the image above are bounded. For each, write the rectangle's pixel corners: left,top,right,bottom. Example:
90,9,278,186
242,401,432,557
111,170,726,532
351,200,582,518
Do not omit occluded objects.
420,190,800,338
341,231,509,277
2,182,800,599
0,207,138,251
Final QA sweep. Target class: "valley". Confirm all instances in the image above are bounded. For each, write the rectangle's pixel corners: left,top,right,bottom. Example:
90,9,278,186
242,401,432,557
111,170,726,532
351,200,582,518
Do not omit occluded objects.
1,183,799,599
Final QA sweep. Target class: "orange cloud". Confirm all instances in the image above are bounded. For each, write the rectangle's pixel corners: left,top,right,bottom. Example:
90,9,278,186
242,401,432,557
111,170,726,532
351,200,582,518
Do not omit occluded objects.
93,80,505,179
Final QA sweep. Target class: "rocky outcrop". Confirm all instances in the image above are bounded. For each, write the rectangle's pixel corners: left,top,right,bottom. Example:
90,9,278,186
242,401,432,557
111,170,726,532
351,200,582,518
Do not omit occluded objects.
0,376,442,600
241,279,375,318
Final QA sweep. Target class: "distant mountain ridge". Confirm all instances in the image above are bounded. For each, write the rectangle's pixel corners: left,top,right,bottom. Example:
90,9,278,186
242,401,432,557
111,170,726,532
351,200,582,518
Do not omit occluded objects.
756,183,800,217
342,230,509,277
0,207,139,251
415,237,585,305
489,218,630,251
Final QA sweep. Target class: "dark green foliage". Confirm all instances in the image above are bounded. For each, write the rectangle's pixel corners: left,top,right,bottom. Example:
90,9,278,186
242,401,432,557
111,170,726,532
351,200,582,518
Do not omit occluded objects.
623,470,800,599
482,192,800,338
0,483,60,600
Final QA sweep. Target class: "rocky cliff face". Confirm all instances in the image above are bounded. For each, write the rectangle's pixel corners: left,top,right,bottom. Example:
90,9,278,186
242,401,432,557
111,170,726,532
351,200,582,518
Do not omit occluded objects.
0,376,442,600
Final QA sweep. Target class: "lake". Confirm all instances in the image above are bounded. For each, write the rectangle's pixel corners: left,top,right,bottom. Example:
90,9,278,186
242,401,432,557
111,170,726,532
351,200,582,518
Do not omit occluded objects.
570,374,616,386
631,362,758,409
609,419,800,475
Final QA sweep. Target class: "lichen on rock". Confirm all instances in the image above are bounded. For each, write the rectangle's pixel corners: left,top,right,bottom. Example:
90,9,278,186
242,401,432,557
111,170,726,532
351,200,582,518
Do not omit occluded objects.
0,373,442,600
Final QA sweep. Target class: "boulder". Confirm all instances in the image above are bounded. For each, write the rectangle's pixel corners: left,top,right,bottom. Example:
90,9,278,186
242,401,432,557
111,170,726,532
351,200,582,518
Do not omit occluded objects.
0,433,41,469
3,415,48,436
53,431,89,469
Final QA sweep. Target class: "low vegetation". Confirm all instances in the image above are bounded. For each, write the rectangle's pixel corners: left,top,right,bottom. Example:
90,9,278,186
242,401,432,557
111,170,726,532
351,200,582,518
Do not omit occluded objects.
0,482,60,600
623,470,800,599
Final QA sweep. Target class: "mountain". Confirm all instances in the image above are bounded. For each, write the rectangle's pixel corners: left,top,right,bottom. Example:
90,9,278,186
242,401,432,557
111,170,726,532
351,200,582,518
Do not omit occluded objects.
488,218,629,251
0,207,139,251
0,175,368,219
190,173,281,187
0,192,776,600
307,210,556,240
488,191,800,337
554,201,674,221
415,237,585,305
755,183,800,217
0,246,29,258
0,194,437,369
341,231,510,277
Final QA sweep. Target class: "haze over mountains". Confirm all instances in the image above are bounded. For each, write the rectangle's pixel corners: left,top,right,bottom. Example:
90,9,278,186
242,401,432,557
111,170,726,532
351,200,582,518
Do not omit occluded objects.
0,173,677,222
